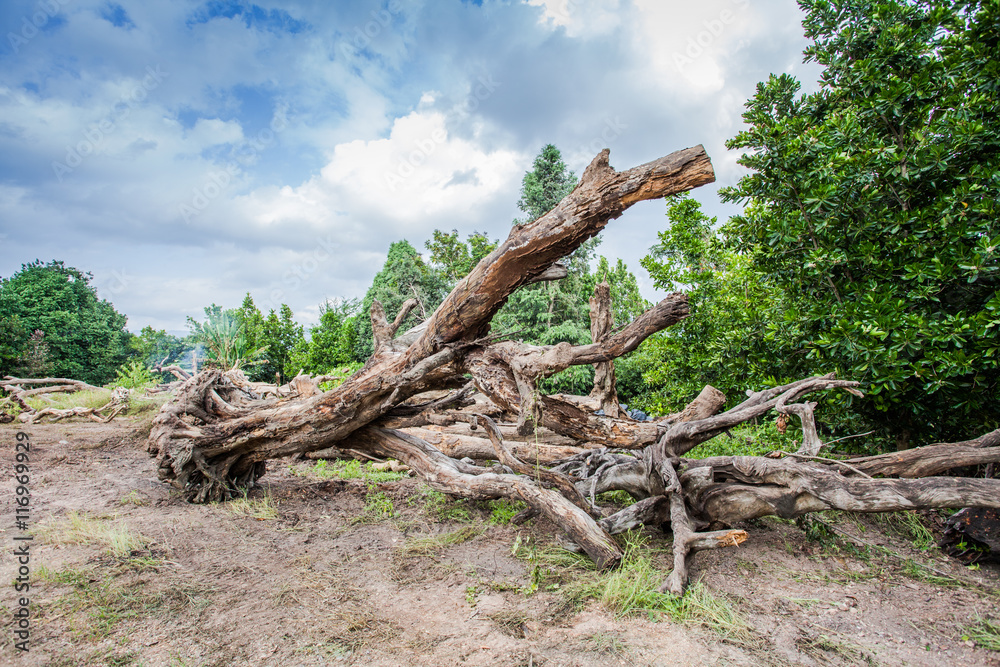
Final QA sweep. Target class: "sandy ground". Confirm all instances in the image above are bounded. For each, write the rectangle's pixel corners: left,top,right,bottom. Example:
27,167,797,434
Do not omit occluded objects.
1,418,999,667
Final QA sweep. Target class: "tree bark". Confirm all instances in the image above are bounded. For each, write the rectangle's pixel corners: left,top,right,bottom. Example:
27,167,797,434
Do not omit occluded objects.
588,281,619,418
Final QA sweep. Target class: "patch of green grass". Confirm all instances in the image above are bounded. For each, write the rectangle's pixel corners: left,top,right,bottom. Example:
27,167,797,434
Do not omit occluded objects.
596,490,635,506
25,388,114,412
353,487,395,524
302,458,408,484
560,532,756,646
871,511,937,551
37,566,213,641
117,490,149,507
963,617,1000,651
408,484,474,522
225,491,279,520
586,632,630,658
35,512,151,559
487,498,526,525
796,632,876,665
400,525,486,557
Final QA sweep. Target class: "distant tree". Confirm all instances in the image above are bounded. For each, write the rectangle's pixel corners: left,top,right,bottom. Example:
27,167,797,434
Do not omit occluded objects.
258,304,305,384
353,240,448,361
425,230,498,284
131,326,187,381
0,260,132,384
721,0,1000,444
305,298,359,372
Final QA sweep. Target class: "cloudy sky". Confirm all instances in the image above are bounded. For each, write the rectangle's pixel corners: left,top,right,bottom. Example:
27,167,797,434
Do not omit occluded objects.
0,0,822,335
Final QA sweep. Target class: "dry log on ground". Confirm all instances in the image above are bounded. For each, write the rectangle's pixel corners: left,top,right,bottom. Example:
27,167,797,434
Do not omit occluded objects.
146,143,1000,594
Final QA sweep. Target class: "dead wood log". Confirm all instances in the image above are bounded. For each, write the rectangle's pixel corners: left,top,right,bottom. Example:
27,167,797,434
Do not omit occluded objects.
588,281,619,418
149,146,716,506
353,426,623,569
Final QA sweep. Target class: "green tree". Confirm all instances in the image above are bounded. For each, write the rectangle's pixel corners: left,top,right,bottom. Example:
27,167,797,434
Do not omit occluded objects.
721,0,1000,444
258,304,305,384
425,230,498,284
496,145,597,345
0,260,133,385
131,326,187,381
633,194,802,414
353,240,448,361
514,144,578,224
187,304,268,373
302,298,359,373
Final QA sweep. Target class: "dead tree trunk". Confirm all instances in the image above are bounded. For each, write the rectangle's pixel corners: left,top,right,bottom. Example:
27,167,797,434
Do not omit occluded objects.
588,281,619,418
149,146,715,502
147,144,1000,593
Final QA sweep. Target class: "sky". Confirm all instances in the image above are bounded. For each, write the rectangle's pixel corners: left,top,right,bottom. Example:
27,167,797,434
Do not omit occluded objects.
0,0,823,335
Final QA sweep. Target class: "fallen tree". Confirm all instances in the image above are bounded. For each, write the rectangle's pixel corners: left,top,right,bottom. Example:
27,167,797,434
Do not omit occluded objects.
147,145,1000,592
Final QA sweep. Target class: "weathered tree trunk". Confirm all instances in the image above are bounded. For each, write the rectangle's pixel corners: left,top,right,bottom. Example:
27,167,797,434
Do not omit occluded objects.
149,146,715,502
147,144,1000,594
588,281,619,418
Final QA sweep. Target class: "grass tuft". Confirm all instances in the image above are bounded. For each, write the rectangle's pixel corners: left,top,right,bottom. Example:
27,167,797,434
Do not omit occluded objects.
225,491,279,520
400,525,485,557
36,512,151,559
963,617,1000,651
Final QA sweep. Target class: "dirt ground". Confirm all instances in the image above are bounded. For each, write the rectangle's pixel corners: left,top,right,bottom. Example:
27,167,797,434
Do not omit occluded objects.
2,418,999,667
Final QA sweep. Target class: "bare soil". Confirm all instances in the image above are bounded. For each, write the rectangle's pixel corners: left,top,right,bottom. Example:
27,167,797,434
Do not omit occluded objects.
2,418,999,666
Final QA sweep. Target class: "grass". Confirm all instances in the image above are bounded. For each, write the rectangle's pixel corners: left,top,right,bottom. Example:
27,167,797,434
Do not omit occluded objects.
225,490,279,520
118,490,149,507
488,498,526,525
963,617,1000,651
796,632,876,665
36,512,151,559
36,565,213,641
400,525,486,557
586,632,630,659
511,531,757,646
870,511,937,551
408,484,475,522
296,458,408,484
22,388,168,417
353,486,396,524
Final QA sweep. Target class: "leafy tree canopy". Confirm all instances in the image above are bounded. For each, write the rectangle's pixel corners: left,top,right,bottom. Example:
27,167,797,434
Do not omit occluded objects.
721,0,1000,443
0,260,132,385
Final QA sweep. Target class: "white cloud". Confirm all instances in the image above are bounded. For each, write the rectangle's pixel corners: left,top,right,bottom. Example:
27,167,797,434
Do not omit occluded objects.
526,0,622,38
242,106,524,242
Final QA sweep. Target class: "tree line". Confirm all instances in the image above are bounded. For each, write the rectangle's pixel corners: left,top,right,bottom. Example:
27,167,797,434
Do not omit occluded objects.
1,0,996,450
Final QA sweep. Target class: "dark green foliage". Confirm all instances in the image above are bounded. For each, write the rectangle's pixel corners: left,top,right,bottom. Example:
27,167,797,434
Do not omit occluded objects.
290,298,359,374
721,0,1000,443
635,195,803,415
258,304,305,384
0,260,132,385
353,240,448,361
514,144,578,224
